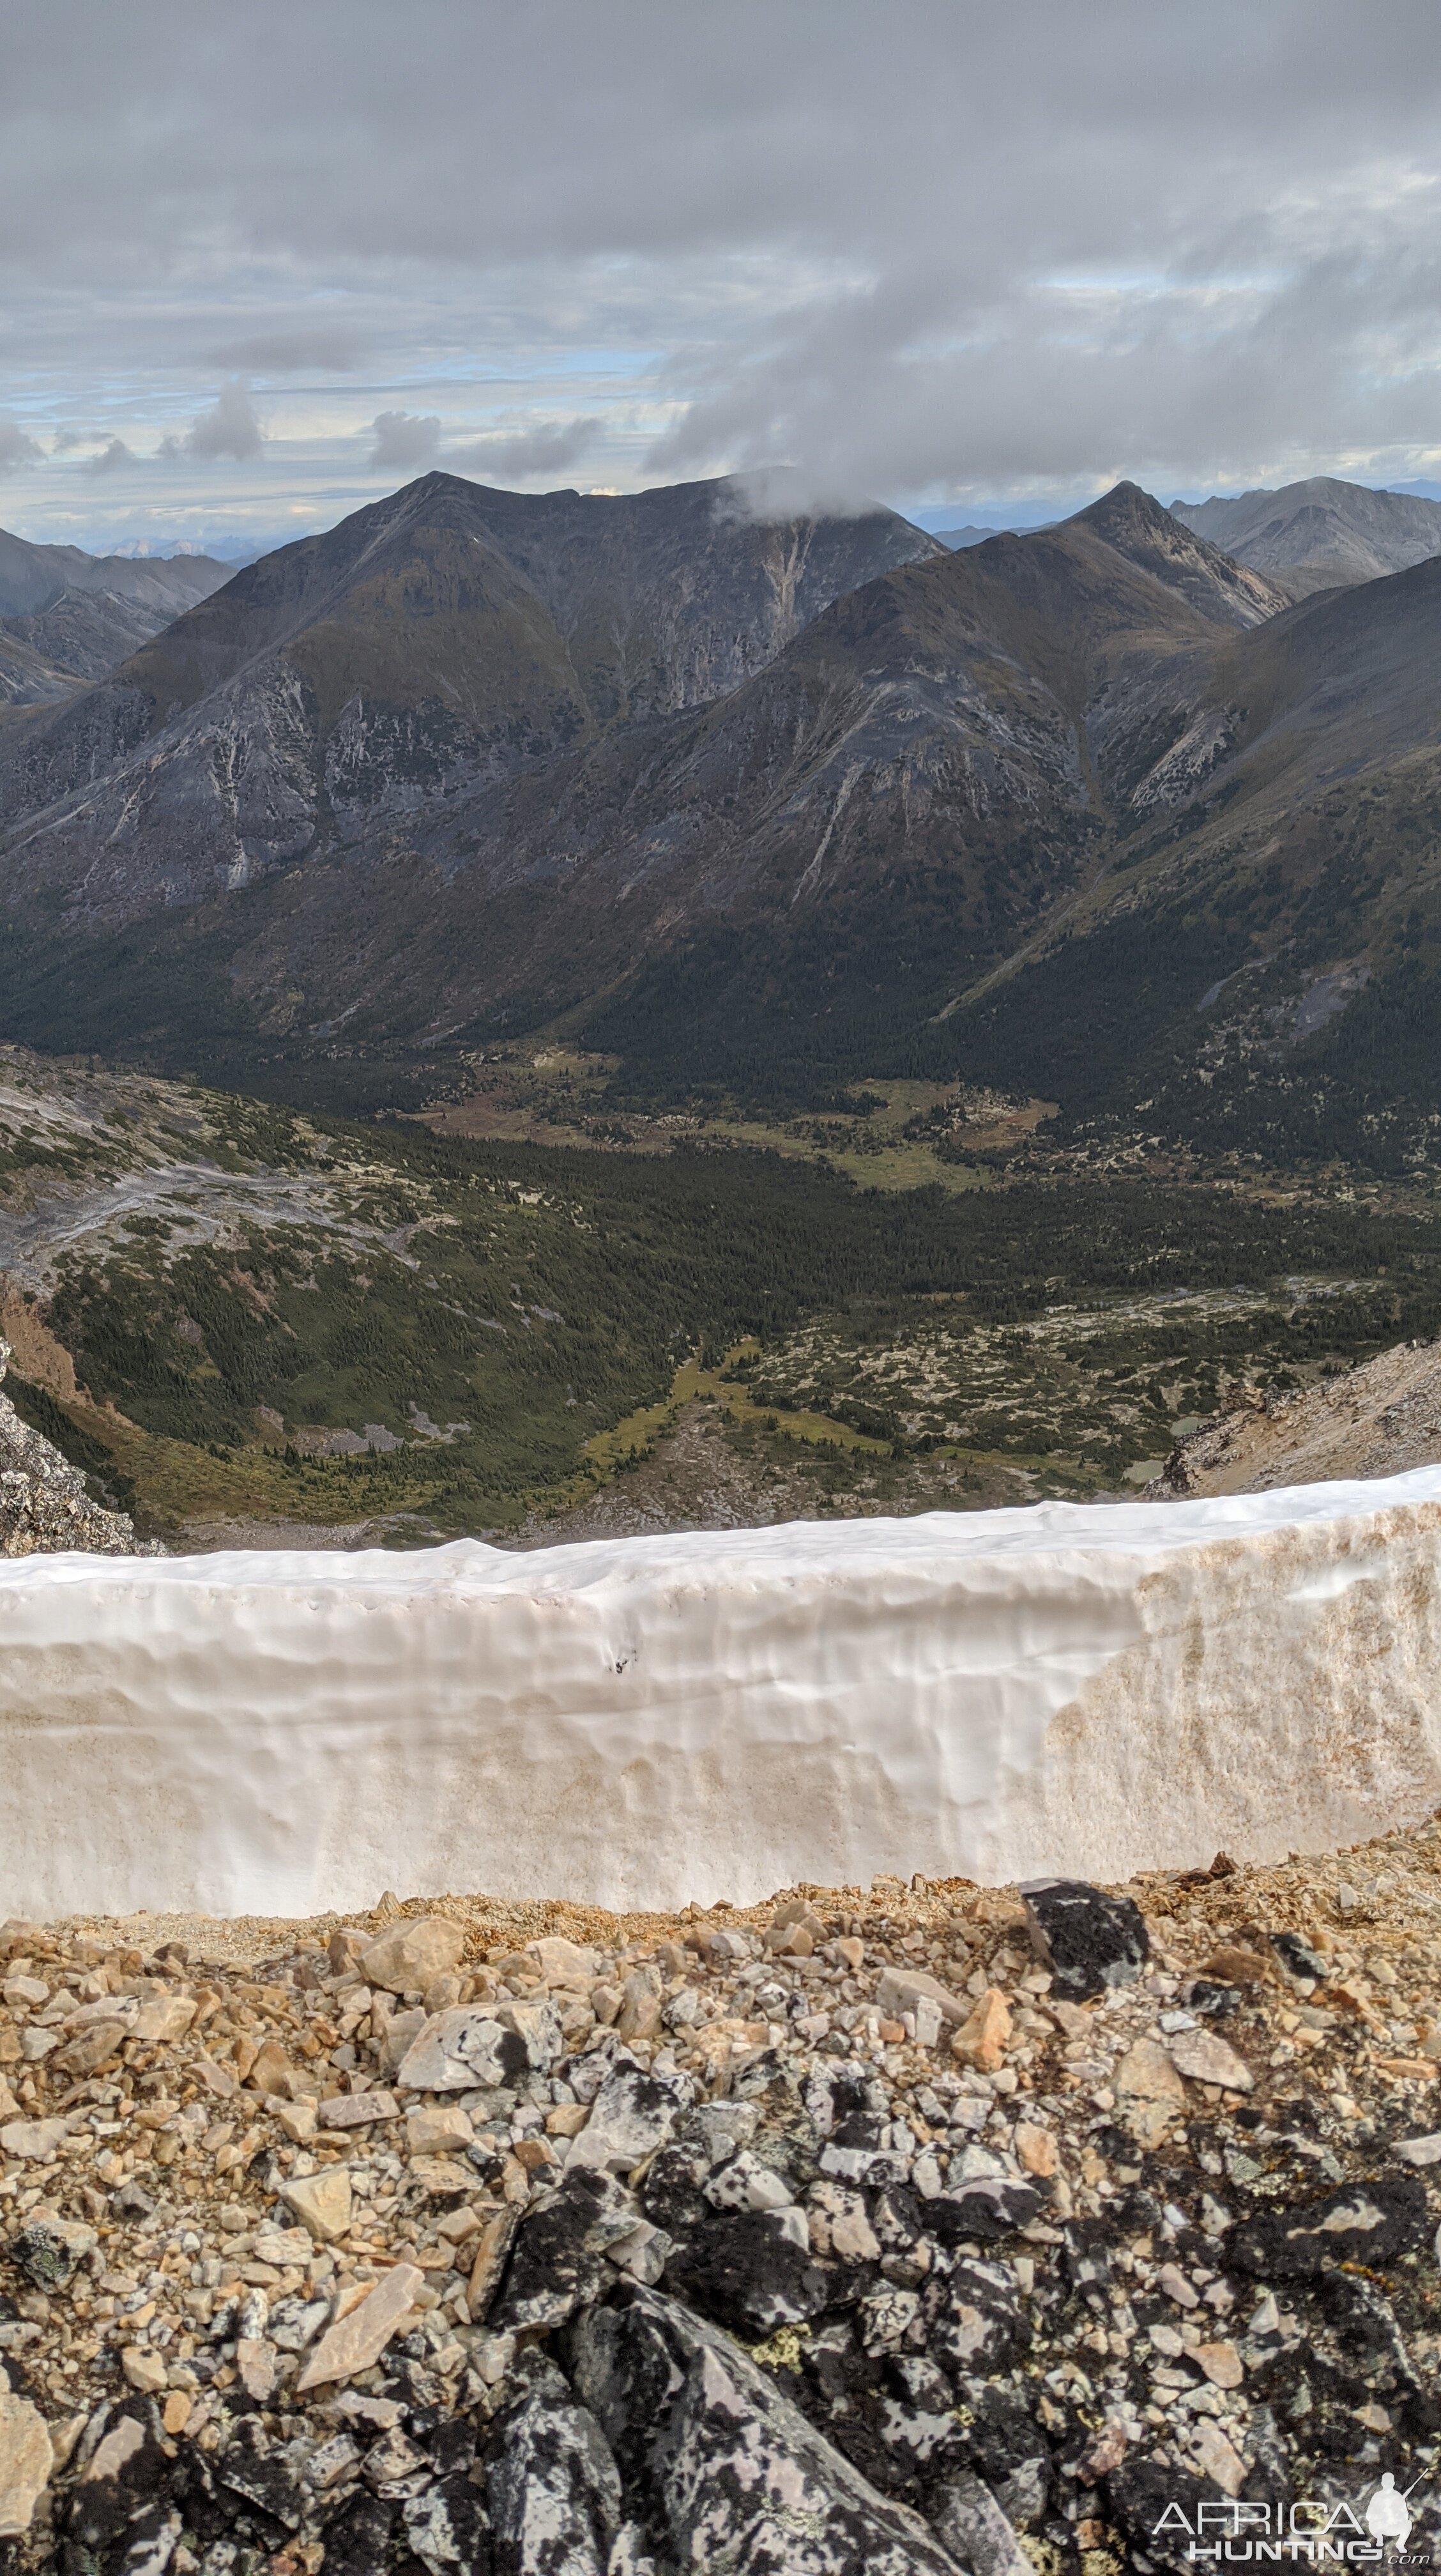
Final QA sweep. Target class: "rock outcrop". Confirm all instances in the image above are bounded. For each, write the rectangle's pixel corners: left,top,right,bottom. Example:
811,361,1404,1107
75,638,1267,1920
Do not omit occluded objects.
0,1339,149,1556
1148,1333,1441,1498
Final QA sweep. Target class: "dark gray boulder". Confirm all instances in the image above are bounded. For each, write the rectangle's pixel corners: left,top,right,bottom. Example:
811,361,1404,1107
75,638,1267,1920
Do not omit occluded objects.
487,2366,623,2575
1020,1878,1149,1999
570,2281,967,2573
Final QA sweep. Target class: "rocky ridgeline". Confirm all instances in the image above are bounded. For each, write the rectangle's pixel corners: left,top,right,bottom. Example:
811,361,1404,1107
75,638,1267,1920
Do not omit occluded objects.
0,1342,149,1558
3,1832,1441,2571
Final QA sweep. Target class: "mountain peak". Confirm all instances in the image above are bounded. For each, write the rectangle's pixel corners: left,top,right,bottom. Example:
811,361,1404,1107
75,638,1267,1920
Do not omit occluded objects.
1072,480,1176,541
1171,475,1441,597
1068,480,1292,627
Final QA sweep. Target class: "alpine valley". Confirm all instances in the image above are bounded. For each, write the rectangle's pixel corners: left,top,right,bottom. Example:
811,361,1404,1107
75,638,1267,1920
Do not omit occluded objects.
0,465,1432,1174
0,468,1438,1542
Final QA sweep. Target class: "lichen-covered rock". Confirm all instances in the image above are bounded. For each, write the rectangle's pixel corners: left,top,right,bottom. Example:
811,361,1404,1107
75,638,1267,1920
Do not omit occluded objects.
922,2257,1026,2373
487,2366,622,2575
492,2167,643,2335
662,2205,831,2338
8,2214,95,2290
928,2471,1032,2576
924,2177,1043,2244
64,2402,171,2563
1020,1877,1149,1998
0,1340,155,1556
402,2469,493,2573
397,2007,530,2093
571,2281,967,2573
567,2066,692,2175
1228,2176,1429,2279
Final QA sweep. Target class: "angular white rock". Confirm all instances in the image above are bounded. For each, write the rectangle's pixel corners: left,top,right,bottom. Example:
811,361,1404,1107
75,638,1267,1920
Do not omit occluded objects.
0,2117,68,2161
397,2009,517,2093
5,1472,1441,1914
0,2394,52,2537
296,2262,424,2391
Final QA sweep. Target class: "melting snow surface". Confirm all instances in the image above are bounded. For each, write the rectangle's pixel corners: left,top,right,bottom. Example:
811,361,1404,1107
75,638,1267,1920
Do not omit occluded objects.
5,1468,1441,1916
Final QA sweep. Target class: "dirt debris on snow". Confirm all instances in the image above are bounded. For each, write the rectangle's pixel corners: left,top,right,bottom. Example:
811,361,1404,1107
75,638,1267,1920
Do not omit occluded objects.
5,1827,1441,2570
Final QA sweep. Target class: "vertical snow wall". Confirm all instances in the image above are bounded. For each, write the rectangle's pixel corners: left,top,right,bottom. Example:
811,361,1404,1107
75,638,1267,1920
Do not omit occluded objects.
3,1469,1441,1919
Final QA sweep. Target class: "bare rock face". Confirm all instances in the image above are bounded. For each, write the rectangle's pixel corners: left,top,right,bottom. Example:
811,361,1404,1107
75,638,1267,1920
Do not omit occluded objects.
0,1338,153,1555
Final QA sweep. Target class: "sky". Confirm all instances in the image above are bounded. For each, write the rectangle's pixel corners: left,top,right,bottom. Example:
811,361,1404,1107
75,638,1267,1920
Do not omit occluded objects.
7,0,1441,555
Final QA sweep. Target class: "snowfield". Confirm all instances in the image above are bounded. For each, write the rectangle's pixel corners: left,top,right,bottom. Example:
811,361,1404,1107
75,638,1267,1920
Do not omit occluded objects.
6,1470,1441,1917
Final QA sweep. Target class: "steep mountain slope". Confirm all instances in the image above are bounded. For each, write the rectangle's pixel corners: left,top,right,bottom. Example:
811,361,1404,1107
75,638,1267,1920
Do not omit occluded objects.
1148,1333,1441,1497
944,548,1441,1166
1,585,187,682
0,630,80,709
1171,477,1441,597
0,471,940,900
0,473,1437,1170
0,480,1275,1096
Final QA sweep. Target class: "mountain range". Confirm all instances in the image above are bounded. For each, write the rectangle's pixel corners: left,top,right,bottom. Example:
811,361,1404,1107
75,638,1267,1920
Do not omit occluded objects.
0,531,229,698
935,477,1441,594
0,468,1437,1169
1170,476,1441,597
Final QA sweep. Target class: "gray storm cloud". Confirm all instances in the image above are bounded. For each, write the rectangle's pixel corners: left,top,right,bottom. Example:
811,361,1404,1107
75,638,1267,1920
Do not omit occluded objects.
207,328,368,374
0,421,43,475
448,418,599,482
367,412,441,473
80,438,138,477
6,0,1441,541
160,385,266,464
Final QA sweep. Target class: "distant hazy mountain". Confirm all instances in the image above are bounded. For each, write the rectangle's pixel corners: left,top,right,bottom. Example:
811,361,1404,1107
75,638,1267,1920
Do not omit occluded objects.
0,530,231,684
0,528,229,622
1,587,191,684
1170,476,1441,597
931,523,1009,549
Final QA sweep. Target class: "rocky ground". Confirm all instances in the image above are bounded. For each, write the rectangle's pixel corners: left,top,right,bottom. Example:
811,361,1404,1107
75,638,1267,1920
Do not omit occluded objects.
1149,1334,1441,1500
3,1834,1441,2571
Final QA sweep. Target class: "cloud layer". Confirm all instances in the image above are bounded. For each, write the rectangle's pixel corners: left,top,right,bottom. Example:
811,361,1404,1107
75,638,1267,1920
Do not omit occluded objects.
6,0,1441,545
